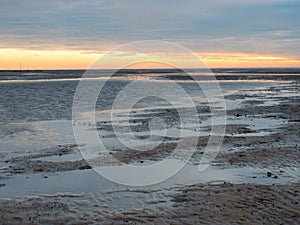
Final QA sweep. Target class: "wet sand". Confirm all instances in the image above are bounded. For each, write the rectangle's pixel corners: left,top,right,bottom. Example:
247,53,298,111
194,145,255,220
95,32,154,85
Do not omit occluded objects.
0,183,299,224
0,77,299,224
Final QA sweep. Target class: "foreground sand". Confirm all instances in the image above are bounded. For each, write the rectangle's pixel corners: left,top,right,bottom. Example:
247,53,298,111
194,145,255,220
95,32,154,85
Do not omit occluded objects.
0,183,299,224
112,183,300,225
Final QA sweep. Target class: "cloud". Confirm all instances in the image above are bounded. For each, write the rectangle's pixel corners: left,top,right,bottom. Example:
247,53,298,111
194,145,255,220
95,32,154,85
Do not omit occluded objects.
0,0,299,58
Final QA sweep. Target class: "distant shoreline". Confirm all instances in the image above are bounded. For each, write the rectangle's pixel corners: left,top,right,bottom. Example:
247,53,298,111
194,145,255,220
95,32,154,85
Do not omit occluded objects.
1,67,300,73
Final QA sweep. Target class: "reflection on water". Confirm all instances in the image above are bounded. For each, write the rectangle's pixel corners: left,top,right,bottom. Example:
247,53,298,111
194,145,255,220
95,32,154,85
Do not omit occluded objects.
0,69,299,200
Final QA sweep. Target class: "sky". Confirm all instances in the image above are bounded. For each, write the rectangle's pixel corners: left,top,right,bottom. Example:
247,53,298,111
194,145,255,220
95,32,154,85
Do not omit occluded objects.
0,0,300,69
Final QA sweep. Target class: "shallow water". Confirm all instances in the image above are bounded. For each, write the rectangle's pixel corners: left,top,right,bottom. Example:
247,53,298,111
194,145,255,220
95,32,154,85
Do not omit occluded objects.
0,77,282,152
0,69,299,207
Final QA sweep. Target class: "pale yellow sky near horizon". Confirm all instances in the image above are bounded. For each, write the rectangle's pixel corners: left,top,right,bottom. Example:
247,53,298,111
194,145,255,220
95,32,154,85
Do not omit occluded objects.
1,48,300,70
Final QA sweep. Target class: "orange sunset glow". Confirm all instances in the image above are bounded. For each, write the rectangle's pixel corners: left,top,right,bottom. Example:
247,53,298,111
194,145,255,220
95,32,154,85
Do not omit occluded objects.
1,48,300,70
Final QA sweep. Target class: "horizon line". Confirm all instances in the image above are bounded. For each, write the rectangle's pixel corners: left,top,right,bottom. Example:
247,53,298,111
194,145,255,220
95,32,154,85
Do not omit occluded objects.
2,67,300,71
